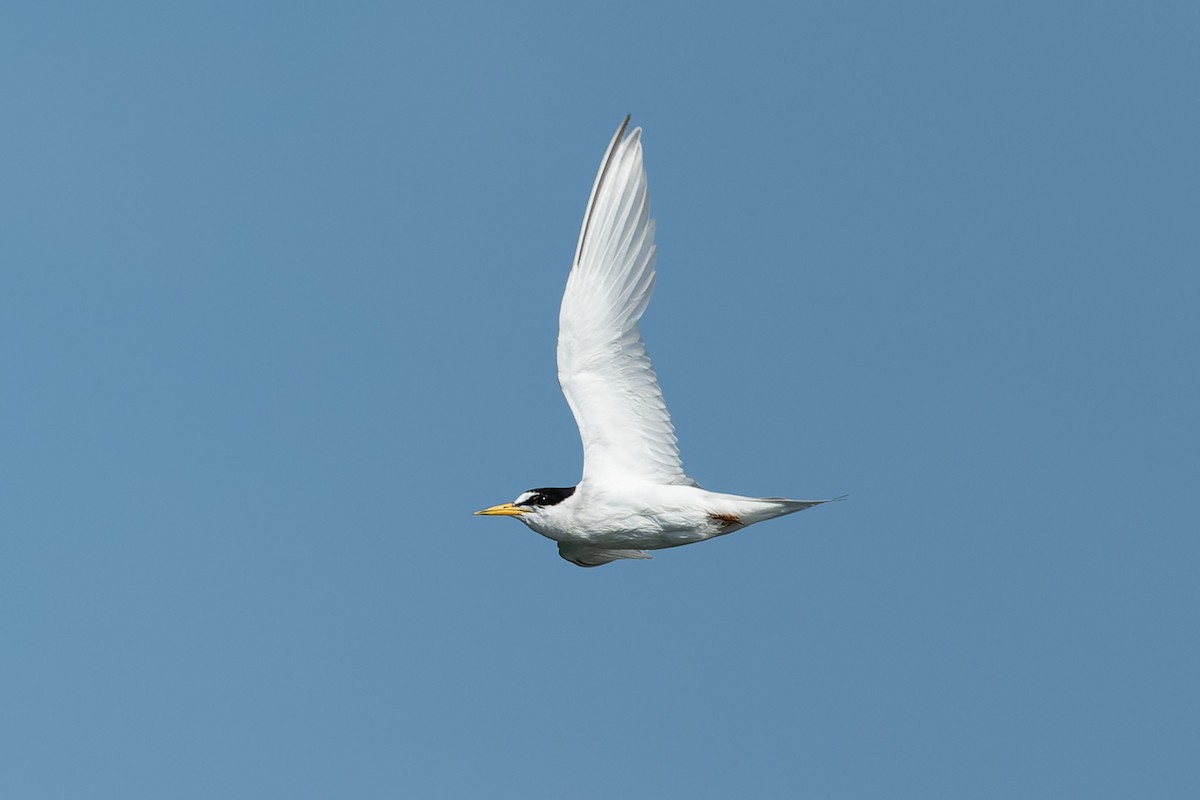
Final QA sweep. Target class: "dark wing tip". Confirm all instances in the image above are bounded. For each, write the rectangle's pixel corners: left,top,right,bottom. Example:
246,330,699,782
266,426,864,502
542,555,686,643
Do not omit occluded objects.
572,116,635,268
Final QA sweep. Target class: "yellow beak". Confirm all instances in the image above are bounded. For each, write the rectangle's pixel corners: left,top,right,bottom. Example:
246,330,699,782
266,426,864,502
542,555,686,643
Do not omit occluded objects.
474,503,527,517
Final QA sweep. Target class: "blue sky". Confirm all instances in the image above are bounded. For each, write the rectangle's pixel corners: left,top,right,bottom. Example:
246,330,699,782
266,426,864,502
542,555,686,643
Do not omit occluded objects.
2,1,1197,797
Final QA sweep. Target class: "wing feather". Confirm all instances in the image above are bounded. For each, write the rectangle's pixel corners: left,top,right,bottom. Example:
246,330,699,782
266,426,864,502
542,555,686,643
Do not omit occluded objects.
557,118,694,487
558,543,653,568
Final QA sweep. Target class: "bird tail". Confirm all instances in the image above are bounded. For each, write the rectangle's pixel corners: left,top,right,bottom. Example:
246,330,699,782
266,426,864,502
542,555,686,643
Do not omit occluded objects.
768,494,847,512
740,494,846,524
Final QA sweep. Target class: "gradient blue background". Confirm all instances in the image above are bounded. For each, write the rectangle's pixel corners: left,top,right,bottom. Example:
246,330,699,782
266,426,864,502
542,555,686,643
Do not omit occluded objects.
3,2,1197,797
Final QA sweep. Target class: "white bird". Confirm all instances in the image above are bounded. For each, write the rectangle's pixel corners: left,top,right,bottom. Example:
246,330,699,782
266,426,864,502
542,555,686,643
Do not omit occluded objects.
476,116,841,567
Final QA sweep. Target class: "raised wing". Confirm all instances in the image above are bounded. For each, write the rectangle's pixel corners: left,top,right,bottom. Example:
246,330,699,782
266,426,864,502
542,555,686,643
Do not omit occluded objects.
557,117,695,487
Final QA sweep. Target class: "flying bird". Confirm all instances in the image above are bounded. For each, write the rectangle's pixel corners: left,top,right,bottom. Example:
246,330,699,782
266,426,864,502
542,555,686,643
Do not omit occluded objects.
476,116,841,567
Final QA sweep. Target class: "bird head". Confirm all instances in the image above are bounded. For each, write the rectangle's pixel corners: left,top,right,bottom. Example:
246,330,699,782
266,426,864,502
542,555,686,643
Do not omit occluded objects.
475,486,577,523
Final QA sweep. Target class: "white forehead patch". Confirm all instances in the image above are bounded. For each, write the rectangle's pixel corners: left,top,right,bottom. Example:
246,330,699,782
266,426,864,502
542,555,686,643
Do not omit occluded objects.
514,491,536,506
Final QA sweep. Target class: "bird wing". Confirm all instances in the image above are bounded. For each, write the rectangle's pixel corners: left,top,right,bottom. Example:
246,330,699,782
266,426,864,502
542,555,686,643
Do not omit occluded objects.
558,543,653,568
557,117,695,487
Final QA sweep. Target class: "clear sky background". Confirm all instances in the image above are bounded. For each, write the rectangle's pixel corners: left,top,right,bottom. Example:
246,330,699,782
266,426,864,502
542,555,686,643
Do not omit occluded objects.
2,2,1197,798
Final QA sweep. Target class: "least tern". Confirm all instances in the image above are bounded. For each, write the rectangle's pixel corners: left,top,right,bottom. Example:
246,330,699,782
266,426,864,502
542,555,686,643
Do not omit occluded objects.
477,116,841,567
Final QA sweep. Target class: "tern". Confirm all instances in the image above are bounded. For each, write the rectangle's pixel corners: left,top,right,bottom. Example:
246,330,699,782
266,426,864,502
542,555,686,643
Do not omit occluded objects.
477,116,841,567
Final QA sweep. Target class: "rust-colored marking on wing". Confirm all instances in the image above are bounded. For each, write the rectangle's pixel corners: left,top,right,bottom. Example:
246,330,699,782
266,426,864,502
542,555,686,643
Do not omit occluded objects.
708,512,741,527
